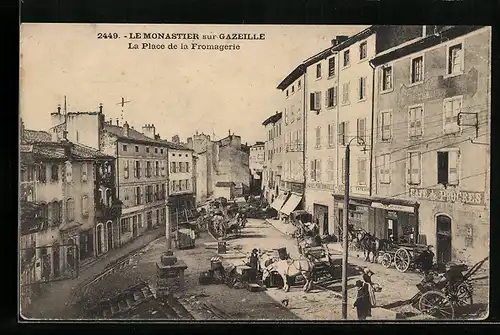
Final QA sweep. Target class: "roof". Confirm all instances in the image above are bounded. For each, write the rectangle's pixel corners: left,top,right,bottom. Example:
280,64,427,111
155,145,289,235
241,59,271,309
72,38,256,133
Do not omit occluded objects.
262,112,282,126
215,181,235,187
104,124,192,151
370,26,483,67
253,141,265,146
277,26,379,90
71,142,114,160
23,129,51,143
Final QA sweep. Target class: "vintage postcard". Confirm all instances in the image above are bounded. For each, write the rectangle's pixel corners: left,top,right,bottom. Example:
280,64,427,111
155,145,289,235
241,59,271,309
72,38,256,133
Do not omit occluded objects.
19,24,490,321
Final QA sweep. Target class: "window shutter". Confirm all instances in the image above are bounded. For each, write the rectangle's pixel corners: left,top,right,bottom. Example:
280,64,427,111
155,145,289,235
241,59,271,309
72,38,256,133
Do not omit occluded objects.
386,155,391,184
65,161,73,182
315,92,322,110
310,160,315,180
448,151,459,185
406,153,412,184
325,89,329,107
416,107,423,136
81,163,87,182
310,93,315,110
379,156,385,181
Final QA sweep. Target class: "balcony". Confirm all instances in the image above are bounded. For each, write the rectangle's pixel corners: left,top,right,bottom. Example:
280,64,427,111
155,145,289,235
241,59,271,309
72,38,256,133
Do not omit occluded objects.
95,199,122,220
286,144,304,152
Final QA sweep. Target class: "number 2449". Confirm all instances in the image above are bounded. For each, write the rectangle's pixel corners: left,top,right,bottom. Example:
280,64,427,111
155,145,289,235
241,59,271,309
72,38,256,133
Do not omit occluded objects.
97,33,119,39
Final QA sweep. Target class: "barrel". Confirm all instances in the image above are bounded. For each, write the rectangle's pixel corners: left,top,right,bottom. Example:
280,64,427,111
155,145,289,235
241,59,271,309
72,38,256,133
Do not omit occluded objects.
278,247,288,260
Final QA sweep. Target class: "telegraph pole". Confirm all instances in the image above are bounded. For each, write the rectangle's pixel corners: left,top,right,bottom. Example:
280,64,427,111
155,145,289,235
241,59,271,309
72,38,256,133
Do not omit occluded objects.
341,136,366,320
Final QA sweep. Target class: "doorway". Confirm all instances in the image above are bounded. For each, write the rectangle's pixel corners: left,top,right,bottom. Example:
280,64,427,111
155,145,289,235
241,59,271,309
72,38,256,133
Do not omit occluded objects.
314,204,329,236
133,220,138,237
436,215,452,264
106,221,113,251
52,245,60,278
386,218,399,242
96,224,103,255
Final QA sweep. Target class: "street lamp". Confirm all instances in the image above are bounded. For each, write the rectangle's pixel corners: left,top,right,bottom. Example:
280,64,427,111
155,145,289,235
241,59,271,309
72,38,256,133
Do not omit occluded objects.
341,136,367,320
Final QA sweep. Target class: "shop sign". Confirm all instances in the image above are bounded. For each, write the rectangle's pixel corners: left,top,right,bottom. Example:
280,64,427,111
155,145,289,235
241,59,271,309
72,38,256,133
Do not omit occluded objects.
290,183,304,194
307,182,334,191
335,184,369,194
371,202,415,213
408,187,485,206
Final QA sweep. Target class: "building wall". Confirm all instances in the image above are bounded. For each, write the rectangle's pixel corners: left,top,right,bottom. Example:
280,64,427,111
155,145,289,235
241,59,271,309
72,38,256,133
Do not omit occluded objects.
373,27,491,264
263,116,284,203
249,144,265,174
195,152,208,203
169,148,194,196
282,75,305,186
214,145,250,192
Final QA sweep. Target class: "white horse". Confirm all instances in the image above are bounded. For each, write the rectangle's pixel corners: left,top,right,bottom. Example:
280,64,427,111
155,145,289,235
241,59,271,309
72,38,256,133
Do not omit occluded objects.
262,257,314,292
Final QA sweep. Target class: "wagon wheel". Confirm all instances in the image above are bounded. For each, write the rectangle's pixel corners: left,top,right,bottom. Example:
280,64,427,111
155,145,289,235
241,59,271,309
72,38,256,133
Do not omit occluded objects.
448,282,474,307
394,248,411,272
419,290,455,319
381,253,392,268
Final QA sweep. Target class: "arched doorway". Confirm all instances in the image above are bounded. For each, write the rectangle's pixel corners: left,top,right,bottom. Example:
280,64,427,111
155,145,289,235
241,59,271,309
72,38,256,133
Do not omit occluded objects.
436,214,452,264
96,224,103,255
106,221,113,251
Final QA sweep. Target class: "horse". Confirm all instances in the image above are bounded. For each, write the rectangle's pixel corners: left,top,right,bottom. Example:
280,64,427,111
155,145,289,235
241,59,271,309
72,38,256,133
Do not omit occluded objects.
356,231,392,263
262,257,314,292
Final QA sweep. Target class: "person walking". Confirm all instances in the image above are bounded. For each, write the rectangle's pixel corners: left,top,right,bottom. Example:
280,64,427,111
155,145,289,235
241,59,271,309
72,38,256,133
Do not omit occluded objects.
353,279,371,320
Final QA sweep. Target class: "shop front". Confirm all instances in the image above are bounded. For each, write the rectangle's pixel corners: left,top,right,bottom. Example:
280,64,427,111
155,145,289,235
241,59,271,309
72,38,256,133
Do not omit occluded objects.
333,195,372,240
279,182,305,219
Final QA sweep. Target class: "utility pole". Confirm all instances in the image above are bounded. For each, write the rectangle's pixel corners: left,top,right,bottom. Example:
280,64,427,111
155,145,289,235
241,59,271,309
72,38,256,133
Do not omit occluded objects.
341,136,366,320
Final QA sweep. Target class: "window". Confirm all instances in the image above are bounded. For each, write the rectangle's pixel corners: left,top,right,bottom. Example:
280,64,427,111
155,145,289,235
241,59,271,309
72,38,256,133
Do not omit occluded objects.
358,77,367,100
310,159,321,181
65,161,73,183
156,209,160,225
443,96,462,134
51,165,59,181
123,145,128,151
147,185,154,202
284,109,288,124
407,152,422,185
155,184,160,200
161,183,166,199
310,91,322,111
121,218,130,233
437,150,459,186
146,161,152,177
146,147,150,153
379,154,391,184
278,123,282,136
447,43,463,75
411,56,424,83
327,159,334,182
161,208,166,225
171,161,177,173
124,160,129,179
155,161,160,176
134,161,141,178
315,127,321,148
327,87,337,108
380,111,392,141
161,161,165,176
135,186,142,205
161,149,164,154
357,118,366,144
50,201,62,225
147,211,153,227
66,198,75,222
342,82,350,104
155,148,158,153
328,56,336,77
298,80,302,89
359,42,367,60
316,160,322,181
81,195,89,216
381,65,393,92
138,214,143,228
409,105,424,138
316,63,322,79
81,163,88,182
135,146,139,152
297,106,301,120
292,85,295,93
328,123,335,147
343,49,350,67
357,158,367,185
36,164,47,183
338,121,348,145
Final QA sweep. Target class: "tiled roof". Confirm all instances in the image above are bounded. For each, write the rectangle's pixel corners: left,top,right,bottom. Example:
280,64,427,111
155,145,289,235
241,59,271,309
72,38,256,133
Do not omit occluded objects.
33,147,66,160
104,124,192,151
71,142,113,160
23,129,51,143
215,181,235,187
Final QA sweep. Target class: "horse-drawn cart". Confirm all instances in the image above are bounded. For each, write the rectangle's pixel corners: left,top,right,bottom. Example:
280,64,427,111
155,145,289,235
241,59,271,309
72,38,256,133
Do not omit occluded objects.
407,256,488,319
379,243,433,273
301,245,336,281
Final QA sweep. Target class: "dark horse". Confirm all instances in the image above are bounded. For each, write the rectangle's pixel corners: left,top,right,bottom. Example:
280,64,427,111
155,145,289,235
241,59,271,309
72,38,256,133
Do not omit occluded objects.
356,231,392,263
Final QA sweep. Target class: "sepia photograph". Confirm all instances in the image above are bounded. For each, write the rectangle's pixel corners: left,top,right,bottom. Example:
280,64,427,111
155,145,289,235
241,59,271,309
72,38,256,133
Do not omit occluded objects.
19,24,490,321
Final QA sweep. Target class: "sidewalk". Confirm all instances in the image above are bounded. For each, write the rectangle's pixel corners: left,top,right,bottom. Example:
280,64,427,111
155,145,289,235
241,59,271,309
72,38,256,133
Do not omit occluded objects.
22,227,164,319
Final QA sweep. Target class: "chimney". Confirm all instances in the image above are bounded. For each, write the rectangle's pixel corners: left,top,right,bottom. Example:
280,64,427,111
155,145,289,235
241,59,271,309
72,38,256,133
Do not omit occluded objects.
154,134,160,140
171,135,180,144
228,129,231,136
142,124,156,139
57,104,61,114
123,121,129,137
99,103,103,114
334,35,349,46
196,130,199,136
116,118,119,126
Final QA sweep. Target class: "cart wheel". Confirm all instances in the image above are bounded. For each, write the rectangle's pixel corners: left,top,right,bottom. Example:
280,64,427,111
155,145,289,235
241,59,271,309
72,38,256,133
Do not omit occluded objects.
419,291,455,319
381,253,392,268
449,282,474,307
394,248,410,272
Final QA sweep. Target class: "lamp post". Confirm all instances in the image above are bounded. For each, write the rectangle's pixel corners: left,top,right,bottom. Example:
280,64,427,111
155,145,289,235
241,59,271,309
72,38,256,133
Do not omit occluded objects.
341,136,367,320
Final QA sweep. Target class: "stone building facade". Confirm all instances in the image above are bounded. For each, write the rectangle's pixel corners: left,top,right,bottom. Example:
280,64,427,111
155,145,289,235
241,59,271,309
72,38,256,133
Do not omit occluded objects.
261,112,284,205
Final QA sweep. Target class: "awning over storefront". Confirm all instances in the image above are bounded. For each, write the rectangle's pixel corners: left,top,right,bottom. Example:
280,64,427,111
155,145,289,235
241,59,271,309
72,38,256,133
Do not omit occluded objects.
370,196,419,213
280,193,302,215
271,194,288,211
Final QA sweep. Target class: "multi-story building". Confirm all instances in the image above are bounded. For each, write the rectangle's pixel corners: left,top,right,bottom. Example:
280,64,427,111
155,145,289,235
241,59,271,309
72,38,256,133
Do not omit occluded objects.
20,122,117,284
276,69,306,217
370,25,491,264
50,109,171,246
261,112,283,205
249,142,265,195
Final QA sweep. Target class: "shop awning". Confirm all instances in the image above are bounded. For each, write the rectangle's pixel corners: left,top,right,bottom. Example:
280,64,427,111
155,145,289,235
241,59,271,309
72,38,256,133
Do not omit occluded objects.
280,193,302,215
271,194,288,211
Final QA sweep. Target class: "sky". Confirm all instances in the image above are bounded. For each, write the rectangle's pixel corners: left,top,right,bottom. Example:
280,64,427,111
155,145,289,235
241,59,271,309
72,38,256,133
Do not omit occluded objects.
20,24,367,145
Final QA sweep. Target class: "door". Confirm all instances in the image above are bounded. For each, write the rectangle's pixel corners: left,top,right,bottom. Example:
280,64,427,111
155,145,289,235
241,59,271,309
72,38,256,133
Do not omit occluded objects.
322,213,329,236
436,215,452,264
52,245,60,278
107,221,113,251
96,225,103,255
338,209,343,241
386,219,398,242
133,220,138,237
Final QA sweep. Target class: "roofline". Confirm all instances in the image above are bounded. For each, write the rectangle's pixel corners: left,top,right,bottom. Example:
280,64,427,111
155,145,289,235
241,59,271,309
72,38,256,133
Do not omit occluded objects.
369,26,484,67
262,112,283,126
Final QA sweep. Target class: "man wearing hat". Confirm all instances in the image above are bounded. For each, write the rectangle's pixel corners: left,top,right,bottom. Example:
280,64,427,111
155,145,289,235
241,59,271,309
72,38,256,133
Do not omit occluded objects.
247,248,260,282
